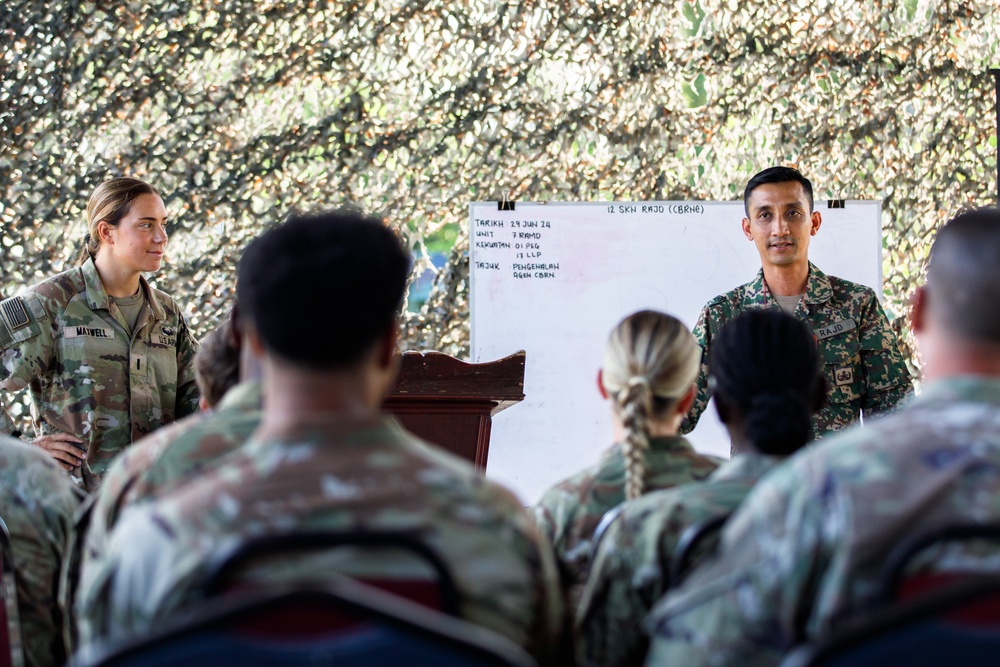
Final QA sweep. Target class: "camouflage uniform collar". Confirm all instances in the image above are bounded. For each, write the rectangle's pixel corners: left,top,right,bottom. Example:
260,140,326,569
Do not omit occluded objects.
912,375,1000,408
216,380,263,413
753,262,833,306
709,452,782,483
647,434,698,454
81,257,167,321
243,414,401,455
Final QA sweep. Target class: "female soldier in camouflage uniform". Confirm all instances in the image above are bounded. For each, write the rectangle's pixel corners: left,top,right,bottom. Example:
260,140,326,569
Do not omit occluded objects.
533,310,720,602
0,178,199,491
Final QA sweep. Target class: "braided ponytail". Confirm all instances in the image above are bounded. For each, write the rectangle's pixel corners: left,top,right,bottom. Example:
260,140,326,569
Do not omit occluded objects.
602,311,700,500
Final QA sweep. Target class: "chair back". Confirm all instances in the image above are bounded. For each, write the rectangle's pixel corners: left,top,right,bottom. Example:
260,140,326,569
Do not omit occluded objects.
878,523,1000,605
203,529,462,616
69,579,538,667
669,513,730,585
590,503,625,558
0,516,23,667
780,576,1000,667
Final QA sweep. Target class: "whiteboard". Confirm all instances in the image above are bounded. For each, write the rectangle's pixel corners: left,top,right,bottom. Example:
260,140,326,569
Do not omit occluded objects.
470,201,883,504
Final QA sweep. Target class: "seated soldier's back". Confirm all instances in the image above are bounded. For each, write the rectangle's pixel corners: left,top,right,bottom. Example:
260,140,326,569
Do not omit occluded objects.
78,416,564,663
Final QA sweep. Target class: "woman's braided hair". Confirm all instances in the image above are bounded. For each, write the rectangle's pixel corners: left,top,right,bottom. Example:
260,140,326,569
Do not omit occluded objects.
601,310,700,500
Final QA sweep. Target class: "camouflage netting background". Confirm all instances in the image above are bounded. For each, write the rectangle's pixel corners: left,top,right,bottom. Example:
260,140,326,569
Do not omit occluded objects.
2,0,999,429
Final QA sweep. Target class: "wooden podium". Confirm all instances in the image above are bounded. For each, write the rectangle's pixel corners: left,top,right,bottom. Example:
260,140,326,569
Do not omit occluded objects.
382,350,526,470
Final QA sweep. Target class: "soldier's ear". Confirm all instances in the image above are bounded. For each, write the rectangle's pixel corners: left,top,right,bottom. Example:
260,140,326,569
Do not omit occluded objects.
910,286,927,335
677,383,697,416
741,217,753,241
596,369,608,399
810,210,822,236
97,220,115,245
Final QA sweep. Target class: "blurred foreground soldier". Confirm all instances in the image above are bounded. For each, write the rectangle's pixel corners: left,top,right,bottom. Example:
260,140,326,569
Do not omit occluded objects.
0,436,81,667
69,309,261,648
78,210,566,661
682,166,912,441
578,309,823,667
646,208,1000,666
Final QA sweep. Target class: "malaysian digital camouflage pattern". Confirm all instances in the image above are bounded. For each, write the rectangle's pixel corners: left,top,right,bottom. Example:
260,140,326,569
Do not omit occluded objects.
576,453,781,667
68,380,262,643
0,258,199,490
0,435,82,667
680,263,912,441
645,377,1000,667
533,435,720,601
77,416,567,662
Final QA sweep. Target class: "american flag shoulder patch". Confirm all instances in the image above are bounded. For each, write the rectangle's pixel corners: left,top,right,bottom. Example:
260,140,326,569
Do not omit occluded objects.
0,296,30,332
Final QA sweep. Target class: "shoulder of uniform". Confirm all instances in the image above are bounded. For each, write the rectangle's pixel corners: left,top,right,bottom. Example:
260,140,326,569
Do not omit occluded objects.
826,275,877,301
704,281,754,313
27,266,87,305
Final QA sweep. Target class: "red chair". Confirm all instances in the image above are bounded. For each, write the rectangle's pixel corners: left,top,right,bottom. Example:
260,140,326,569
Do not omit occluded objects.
780,575,1000,667
877,522,1000,610
68,578,537,667
202,529,462,616
0,516,23,667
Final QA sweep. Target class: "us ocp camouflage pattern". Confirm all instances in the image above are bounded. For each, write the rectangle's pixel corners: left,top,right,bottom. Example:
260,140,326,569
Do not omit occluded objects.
69,380,262,644
77,416,567,663
0,436,82,667
680,262,913,441
0,258,200,490
646,377,1000,667
576,453,781,667
533,436,720,602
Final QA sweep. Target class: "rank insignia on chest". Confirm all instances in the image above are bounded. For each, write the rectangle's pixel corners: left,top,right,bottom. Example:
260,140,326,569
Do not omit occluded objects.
834,366,854,386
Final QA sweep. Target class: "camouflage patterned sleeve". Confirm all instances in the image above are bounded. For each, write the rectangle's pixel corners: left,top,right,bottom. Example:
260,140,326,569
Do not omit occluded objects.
173,311,200,419
643,469,829,667
0,293,54,435
577,512,653,667
679,306,711,435
0,406,13,436
858,294,913,418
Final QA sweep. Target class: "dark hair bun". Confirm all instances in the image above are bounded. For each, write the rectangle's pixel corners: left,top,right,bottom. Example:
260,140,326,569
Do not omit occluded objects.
745,391,811,455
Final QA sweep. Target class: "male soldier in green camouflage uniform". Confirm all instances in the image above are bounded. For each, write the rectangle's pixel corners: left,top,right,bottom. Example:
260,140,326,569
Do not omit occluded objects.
681,167,912,440
0,256,200,490
646,208,1000,666
0,435,82,667
77,210,568,663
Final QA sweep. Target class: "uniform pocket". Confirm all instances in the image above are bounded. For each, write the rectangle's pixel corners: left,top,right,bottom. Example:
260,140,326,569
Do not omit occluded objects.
821,331,862,405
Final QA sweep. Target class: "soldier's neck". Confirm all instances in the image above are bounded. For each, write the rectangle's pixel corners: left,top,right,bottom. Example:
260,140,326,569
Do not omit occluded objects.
94,253,142,298
763,262,809,297
256,362,383,437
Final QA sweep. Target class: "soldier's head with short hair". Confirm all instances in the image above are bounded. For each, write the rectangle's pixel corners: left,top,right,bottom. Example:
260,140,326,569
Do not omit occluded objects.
236,209,410,372
743,166,815,216
918,208,1000,352
194,316,241,410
